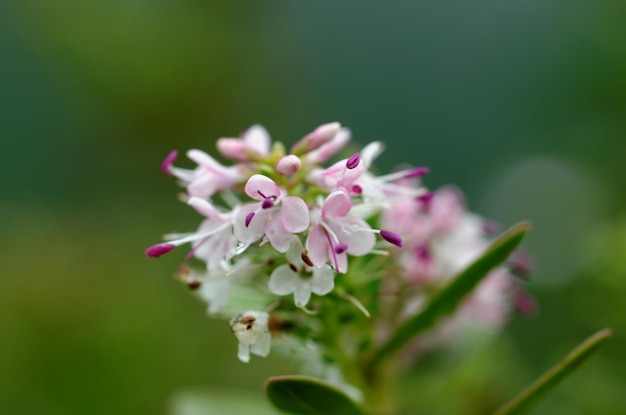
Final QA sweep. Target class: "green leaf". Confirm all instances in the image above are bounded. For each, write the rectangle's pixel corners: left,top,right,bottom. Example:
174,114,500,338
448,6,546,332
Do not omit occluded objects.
369,222,530,368
169,386,281,415
265,375,365,415
491,328,613,415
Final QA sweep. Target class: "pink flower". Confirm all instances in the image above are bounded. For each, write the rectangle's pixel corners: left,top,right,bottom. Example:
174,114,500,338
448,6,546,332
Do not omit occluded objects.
305,191,377,273
170,149,245,199
234,175,309,252
291,122,342,156
216,124,271,162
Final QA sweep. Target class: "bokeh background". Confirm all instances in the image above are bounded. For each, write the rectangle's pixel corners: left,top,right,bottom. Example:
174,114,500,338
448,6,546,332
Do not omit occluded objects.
1,1,625,414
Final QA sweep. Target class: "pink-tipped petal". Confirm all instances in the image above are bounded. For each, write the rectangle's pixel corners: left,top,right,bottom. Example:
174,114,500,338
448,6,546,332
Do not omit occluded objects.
244,174,281,201
322,191,352,219
278,196,309,233
161,150,178,175
242,125,271,156
405,167,430,178
145,243,175,258
216,138,248,161
188,197,221,219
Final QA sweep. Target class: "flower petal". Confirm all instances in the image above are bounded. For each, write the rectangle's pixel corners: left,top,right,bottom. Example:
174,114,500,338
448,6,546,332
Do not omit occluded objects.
244,174,281,201
293,279,312,306
234,204,266,244
322,191,352,219
243,125,271,156
305,225,329,267
188,197,222,220
279,196,309,233
269,264,297,296
238,342,251,363
250,331,271,357
329,216,376,256
311,266,334,295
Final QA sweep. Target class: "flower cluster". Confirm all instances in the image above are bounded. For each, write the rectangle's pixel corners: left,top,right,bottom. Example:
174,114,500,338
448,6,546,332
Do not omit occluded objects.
146,122,532,368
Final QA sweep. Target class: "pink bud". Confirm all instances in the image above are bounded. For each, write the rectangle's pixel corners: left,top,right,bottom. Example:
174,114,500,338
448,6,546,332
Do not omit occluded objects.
216,138,249,162
275,155,301,175
145,243,175,258
291,122,341,155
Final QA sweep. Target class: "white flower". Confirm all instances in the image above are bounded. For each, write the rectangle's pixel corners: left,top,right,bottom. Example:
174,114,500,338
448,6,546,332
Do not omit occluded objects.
230,311,271,363
269,237,334,307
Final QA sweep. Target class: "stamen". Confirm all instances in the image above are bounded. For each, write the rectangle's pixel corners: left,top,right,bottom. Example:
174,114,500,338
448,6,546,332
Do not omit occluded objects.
145,243,175,258
352,185,362,194
245,212,255,227
262,198,274,209
340,292,371,318
321,226,341,271
380,230,403,247
288,263,298,273
301,250,314,267
161,150,178,175
346,153,360,169
416,191,434,211
334,243,348,254
185,235,211,260
415,244,431,262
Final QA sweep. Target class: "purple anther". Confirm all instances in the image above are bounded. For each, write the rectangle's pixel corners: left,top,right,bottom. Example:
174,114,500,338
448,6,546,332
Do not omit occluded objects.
380,230,403,248
405,166,430,179
352,185,363,195
245,212,255,227
482,220,500,236
346,153,360,169
334,243,348,254
415,244,431,262
161,150,178,175
262,198,275,209
145,243,175,258
416,191,434,207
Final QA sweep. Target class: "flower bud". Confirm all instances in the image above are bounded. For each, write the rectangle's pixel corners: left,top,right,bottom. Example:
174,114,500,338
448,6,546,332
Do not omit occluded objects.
291,122,341,155
216,138,249,162
275,154,301,175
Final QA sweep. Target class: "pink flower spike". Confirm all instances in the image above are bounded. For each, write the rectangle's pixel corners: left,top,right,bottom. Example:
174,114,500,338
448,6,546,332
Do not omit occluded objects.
276,155,301,175
380,230,403,247
145,243,175,258
405,167,430,178
346,153,360,170
161,150,178,175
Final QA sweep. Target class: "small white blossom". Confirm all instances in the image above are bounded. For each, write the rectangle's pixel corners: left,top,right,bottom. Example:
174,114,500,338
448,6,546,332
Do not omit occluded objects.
269,237,334,307
230,311,271,363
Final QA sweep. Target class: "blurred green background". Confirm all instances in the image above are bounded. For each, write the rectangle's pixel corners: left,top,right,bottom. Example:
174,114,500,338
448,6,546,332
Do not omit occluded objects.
1,1,625,414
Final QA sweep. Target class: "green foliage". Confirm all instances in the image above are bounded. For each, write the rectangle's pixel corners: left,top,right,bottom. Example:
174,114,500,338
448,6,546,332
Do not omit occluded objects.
265,375,365,415
169,387,281,415
492,328,613,415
